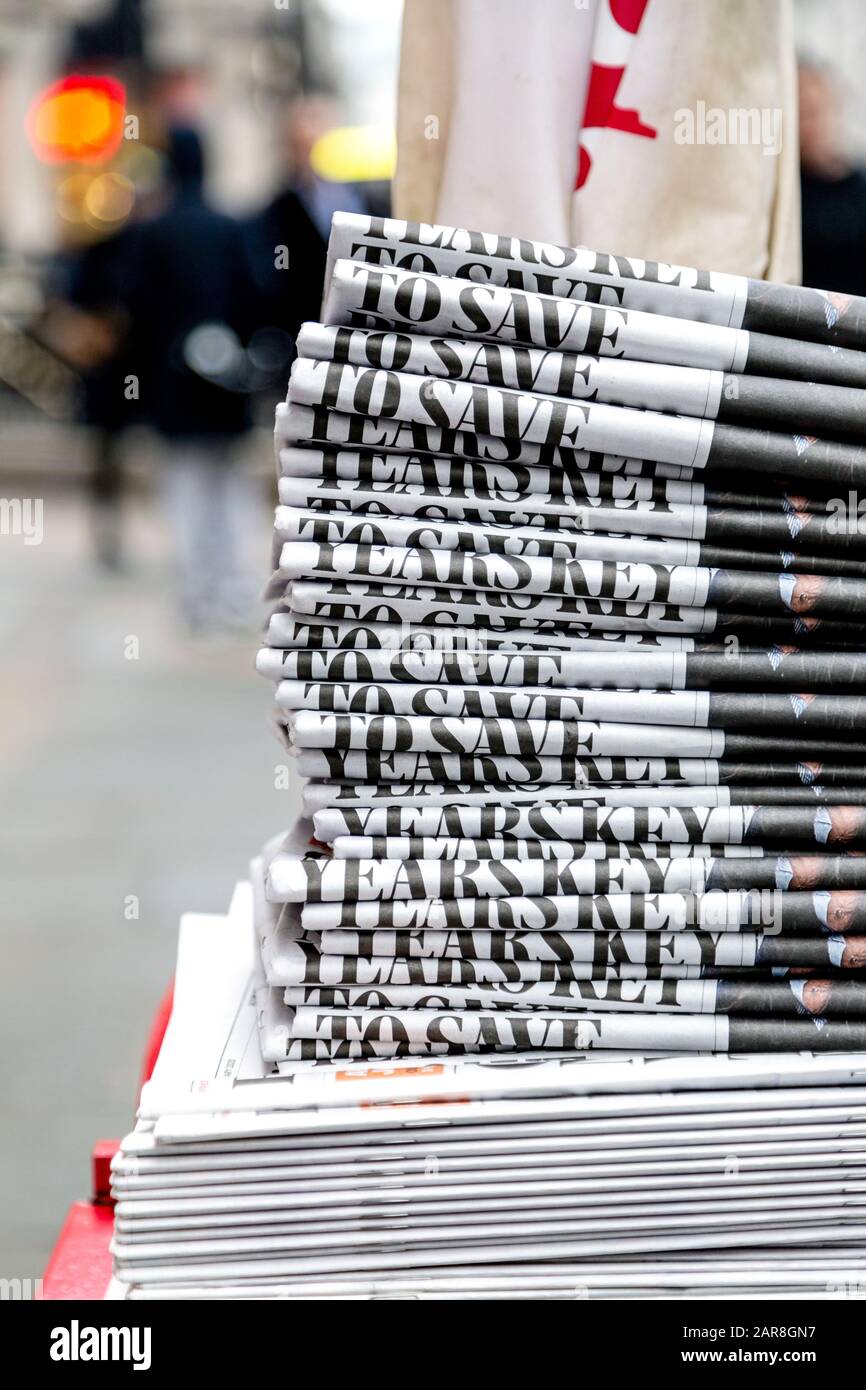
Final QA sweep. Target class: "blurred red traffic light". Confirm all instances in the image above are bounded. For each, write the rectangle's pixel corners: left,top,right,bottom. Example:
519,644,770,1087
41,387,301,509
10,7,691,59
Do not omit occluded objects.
26,75,126,165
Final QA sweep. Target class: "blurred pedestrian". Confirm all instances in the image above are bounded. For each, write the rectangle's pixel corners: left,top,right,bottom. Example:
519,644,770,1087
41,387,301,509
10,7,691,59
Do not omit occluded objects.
123,127,260,631
55,228,138,570
248,94,367,344
799,61,866,297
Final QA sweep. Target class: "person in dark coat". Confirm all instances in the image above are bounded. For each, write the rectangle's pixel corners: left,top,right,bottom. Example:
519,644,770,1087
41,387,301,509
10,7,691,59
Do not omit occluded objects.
65,226,139,570
247,95,368,345
800,62,866,299
123,127,260,629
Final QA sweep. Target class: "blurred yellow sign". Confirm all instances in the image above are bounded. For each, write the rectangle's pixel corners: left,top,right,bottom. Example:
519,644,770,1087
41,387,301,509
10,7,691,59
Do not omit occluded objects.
310,124,396,182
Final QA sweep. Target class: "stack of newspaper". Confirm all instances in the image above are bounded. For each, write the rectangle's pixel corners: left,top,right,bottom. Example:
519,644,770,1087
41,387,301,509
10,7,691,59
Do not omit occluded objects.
112,214,866,1296
109,887,866,1297
255,212,866,1061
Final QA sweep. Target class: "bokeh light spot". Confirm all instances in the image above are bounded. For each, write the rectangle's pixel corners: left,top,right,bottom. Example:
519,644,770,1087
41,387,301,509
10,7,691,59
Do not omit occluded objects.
27,75,126,165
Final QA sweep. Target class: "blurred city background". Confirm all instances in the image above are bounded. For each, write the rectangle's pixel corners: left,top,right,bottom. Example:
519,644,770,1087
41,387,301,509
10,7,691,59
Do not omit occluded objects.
0,0,402,1280
2,0,866,1281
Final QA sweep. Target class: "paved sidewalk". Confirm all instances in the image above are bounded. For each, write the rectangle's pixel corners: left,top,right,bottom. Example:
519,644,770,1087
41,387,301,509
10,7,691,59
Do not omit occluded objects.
0,479,302,1280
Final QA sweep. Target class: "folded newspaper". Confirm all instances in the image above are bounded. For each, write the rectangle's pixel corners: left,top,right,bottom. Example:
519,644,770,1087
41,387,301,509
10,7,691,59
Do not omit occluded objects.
112,210,866,1298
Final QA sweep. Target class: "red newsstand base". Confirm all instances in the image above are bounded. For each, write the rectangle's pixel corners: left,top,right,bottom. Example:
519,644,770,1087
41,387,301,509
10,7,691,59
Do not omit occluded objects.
38,1202,114,1300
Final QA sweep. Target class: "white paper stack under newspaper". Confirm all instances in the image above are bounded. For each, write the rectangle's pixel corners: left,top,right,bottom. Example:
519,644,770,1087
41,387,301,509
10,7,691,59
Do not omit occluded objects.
109,883,866,1298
